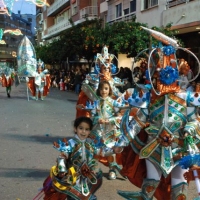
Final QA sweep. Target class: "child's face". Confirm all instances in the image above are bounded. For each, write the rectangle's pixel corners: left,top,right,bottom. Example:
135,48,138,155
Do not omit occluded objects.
74,122,91,141
100,83,110,99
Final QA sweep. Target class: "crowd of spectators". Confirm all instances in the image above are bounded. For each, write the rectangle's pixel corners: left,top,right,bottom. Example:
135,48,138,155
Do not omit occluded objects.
49,66,135,94
48,58,197,95
49,67,88,93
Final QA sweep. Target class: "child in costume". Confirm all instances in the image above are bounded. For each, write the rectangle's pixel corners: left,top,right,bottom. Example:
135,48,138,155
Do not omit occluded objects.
76,46,124,118
88,80,127,180
114,27,200,200
37,116,114,200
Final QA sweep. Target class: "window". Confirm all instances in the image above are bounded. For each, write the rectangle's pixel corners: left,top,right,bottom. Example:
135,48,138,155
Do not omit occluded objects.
116,3,122,18
72,0,78,15
130,0,136,12
142,0,158,10
124,8,129,15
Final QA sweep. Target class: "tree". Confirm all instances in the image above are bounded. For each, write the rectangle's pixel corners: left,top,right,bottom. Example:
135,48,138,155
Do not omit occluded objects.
35,19,179,66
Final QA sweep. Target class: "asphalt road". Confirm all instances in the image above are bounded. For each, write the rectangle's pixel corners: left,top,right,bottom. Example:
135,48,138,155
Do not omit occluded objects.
0,83,197,200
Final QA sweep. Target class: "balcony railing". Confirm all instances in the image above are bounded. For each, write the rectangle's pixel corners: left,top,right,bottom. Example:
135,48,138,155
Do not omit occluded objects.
43,19,71,39
47,0,69,16
108,13,136,25
80,6,98,19
167,0,194,9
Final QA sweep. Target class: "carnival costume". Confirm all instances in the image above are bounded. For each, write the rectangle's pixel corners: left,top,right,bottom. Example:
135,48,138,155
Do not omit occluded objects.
1,67,17,98
89,95,126,179
39,135,115,200
1,72,14,98
76,46,124,118
116,26,200,199
26,59,51,101
76,47,126,179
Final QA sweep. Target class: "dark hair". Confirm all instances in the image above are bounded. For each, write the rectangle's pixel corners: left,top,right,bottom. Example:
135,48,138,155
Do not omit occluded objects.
96,80,112,97
73,116,93,130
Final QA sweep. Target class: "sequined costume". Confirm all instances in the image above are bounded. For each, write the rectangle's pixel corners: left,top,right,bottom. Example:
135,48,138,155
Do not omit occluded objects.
40,135,113,200
89,96,125,178
76,46,124,118
117,27,200,199
1,72,15,97
76,47,125,175
26,60,51,100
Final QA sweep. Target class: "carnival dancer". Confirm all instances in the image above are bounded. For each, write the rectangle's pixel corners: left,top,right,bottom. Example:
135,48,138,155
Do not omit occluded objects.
1,69,15,98
26,59,51,101
34,116,115,200
76,46,124,118
115,26,200,200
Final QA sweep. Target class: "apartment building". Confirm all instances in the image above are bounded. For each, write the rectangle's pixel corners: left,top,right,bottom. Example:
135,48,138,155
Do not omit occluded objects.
37,0,200,67
104,0,200,64
0,12,35,66
36,0,99,45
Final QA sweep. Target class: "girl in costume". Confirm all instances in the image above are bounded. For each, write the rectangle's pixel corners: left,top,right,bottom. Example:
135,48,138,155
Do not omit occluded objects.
89,80,126,180
36,116,114,200
76,46,124,118
116,27,200,200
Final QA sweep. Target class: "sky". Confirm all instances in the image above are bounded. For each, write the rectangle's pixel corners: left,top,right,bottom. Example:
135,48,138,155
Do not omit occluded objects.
12,0,36,15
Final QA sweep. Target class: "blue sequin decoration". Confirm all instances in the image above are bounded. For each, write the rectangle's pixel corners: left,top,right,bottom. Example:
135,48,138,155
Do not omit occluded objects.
159,66,179,85
179,154,200,169
163,45,176,56
190,97,194,102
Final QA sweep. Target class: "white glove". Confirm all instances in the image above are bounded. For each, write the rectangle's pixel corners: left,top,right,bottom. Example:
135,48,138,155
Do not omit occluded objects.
26,77,29,82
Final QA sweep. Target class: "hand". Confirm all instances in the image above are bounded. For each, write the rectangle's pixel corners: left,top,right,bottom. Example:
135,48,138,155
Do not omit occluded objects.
99,119,105,124
112,146,123,154
184,132,189,138
25,77,29,82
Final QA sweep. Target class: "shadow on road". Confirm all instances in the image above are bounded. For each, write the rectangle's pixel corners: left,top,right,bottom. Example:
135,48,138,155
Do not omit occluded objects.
0,167,49,179
2,133,73,144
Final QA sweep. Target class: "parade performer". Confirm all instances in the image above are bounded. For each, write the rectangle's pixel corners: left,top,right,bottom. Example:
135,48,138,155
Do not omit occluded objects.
76,46,124,118
115,26,200,199
26,59,51,101
87,80,126,180
35,116,115,200
1,68,15,98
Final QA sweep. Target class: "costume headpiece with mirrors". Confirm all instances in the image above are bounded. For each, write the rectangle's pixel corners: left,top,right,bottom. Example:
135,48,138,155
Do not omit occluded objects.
37,59,45,70
95,45,118,75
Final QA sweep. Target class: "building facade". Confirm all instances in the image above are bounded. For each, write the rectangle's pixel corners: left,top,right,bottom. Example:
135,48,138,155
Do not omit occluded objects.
104,0,200,63
0,12,35,67
36,0,99,45
37,0,200,67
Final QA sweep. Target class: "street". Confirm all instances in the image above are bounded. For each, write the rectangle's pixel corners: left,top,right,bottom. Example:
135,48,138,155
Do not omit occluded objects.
0,83,197,200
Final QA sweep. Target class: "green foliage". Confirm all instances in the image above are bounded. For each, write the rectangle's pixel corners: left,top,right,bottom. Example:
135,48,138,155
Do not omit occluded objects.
35,20,178,65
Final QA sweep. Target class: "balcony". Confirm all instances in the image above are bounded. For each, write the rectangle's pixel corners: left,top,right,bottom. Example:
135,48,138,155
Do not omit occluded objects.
47,0,70,17
163,0,200,33
80,6,98,19
108,13,136,25
42,19,71,39
166,0,194,9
